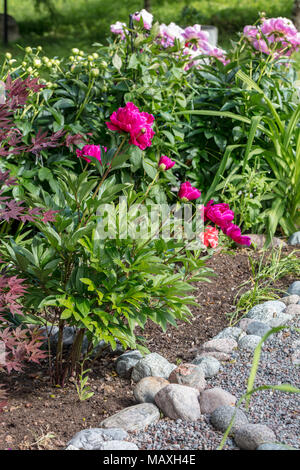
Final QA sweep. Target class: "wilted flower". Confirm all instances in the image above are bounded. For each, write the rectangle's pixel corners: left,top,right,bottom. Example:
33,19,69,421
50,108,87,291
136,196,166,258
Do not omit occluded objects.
106,102,155,151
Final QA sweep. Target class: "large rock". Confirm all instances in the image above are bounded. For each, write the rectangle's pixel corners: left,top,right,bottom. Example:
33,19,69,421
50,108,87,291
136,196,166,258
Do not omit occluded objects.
213,327,245,342
199,387,237,414
287,281,300,296
155,384,201,421
100,441,139,450
131,353,176,382
248,234,287,249
288,231,300,245
246,301,286,323
66,428,129,450
168,363,206,391
0,14,20,42
284,304,300,317
234,424,276,450
100,403,160,432
238,335,262,352
191,356,221,378
115,350,143,378
281,295,300,306
257,442,297,450
246,321,271,338
268,314,293,328
209,405,249,436
196,351,231,361
201,338,237,355
134,377,170,404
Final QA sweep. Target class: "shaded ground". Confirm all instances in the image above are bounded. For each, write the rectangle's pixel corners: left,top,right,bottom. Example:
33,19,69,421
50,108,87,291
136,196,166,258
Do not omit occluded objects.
0,245,299,450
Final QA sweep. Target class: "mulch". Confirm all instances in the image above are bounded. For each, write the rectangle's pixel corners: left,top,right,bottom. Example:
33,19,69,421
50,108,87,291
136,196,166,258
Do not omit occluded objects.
0,245,299,450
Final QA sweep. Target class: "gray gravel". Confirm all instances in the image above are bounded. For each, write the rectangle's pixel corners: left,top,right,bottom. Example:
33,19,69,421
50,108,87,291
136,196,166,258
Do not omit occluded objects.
129,314,300,450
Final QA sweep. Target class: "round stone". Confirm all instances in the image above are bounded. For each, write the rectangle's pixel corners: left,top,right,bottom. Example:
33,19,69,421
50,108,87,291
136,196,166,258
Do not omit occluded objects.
281,295,300,306
100,441,139,450
115,350,143,378
100,403,160,432
238,335,261,351
246,301,286,323
199,387,237,414
234,424,276,450
210,405,249,436
131,353,176,382
239,318,255,331
201,338,237,355
269,314,293,328
287,281,300,296
155,384,201,421
134,377,170,404
246,321,271,338
288,231,300,245
213,327,245,342
257,442,297,450
168,363,206,391
66,428,129,450
284,304,300,316
191,356,221,378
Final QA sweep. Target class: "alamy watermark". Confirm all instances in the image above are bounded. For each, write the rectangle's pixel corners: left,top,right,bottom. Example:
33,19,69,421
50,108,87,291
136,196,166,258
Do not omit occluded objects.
93,198,205,249
0,81,5,105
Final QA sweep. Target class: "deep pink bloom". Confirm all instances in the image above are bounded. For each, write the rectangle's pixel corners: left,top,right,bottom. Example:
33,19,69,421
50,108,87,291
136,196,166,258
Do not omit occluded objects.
178,182,201,201
199,225,219,248
106,102,155,151
204,200,235,227
158,155,175,171
222,222,251,246
76,144,104,163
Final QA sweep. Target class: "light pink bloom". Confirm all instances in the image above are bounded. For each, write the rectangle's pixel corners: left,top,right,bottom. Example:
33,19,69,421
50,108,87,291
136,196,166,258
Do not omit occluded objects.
157,22,185,48
110,21,127,40
182,25,210,48
132,9,153,30
178,182,201,201
76,144,105,163
106,102,155,151
158,155,175,171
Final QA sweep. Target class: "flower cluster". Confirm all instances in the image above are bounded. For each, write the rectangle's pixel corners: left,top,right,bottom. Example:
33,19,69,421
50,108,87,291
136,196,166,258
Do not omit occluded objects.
106,102,155,151
244,17,300,58
110,10,229,67
204,200,251,246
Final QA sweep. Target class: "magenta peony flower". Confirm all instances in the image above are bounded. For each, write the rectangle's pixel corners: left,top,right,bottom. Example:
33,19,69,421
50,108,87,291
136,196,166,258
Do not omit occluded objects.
132,9,153,30
204,200,235,227
199,225,219,248
106,102,155,151
76,144,106,163
222,222,251,246
158,155,175,171
178,182,201,201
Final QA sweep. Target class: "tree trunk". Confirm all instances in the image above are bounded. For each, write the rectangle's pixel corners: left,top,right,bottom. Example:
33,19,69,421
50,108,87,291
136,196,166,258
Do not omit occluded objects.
144,0,151,11
293,0,300,31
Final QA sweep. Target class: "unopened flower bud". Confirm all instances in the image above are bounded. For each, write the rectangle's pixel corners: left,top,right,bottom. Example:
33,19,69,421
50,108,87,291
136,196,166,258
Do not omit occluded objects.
5,52,12,60
91,68,100,77
72,48,79,54
25,46,32,54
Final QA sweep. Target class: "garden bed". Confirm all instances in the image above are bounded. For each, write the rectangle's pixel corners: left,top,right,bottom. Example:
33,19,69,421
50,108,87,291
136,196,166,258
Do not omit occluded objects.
0,245,298,451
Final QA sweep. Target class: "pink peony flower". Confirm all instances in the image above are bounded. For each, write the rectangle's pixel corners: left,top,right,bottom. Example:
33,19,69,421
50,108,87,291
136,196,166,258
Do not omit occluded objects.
204,200,235,227
106,102,155,151
222,222,251,246
110,21,127,40
132,9,153,30
199,225,219,249
158,155,175,171
157,22,185,48
76,144,105,163
178,182,201,201
182,25,210,51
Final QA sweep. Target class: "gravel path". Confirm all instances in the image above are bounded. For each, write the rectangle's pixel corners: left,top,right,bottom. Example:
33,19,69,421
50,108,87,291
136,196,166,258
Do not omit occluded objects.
129,314,300,450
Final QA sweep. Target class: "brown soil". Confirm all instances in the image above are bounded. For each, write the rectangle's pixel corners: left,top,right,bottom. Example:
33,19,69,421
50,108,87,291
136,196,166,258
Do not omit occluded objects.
0,245,299,450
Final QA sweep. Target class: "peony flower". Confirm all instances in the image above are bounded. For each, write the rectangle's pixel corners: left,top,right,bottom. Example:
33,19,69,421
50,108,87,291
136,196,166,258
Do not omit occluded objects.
178,182,201,201
76,144,105,163
132,9,153,30
222,222,251,246
157,22,185,48
199,225,219,248
158,155,175,171
110,21,127,40
106,102,155,151
204,200,235,227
